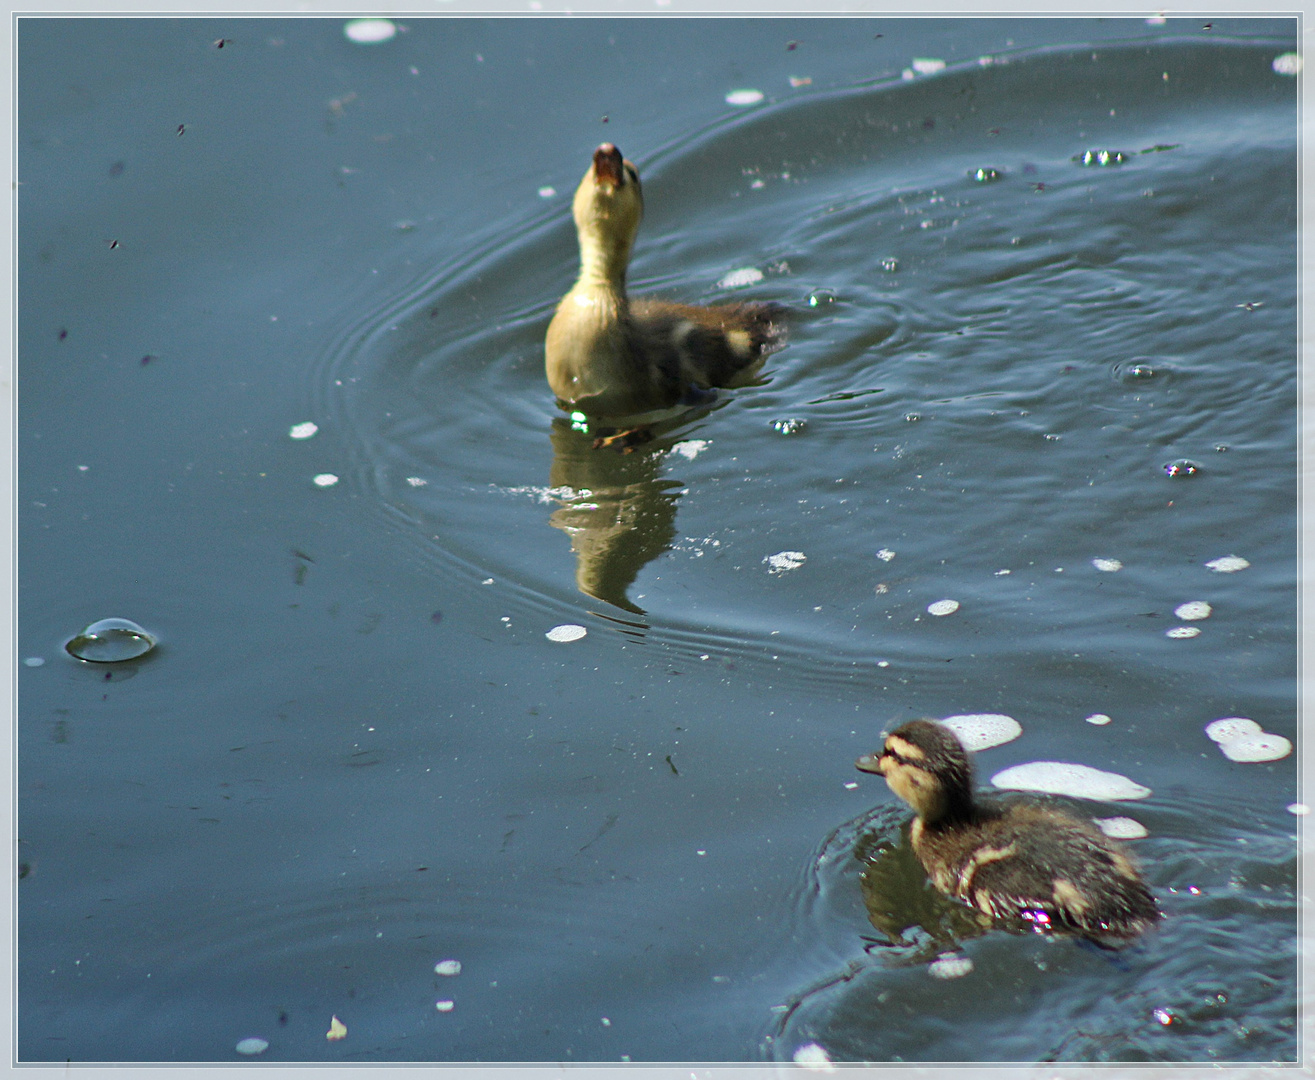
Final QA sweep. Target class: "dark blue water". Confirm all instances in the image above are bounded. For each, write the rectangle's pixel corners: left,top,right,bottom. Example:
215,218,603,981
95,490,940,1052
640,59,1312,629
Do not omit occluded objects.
18,17,1299,1064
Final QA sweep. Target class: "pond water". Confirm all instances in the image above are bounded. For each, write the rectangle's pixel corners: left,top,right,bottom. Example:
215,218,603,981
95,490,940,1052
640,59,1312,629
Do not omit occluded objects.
17,16,1300,1065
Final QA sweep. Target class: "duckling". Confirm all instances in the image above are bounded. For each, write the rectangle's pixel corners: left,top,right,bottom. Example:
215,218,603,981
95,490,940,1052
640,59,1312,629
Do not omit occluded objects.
856,719,1161,943
545,143,784,427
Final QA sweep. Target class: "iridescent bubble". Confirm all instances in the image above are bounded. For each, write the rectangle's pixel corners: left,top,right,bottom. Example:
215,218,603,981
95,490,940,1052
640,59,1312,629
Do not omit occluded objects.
65,618,158,663
1164,459,1200,478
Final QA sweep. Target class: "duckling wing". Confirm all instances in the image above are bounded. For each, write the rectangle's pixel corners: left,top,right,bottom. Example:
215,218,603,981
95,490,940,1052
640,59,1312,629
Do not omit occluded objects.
627,300,785,391
948,811,1160,938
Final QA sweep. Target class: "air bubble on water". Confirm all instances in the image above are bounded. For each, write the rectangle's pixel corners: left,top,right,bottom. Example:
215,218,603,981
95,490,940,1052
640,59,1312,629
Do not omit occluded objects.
772,418,807,435
1174,601,1211,620
1218,733,1291,763
880,257,898,272
990,761,1151,800
904,412,921,422
970,167,1003,182
1206,555,1249,573
807,289,837,308
1074,149,1129,166
1092,558,1122,572
927,953,974,979
940,714,1020,750
1095,816,1148,839
1164,459,1200,478
65,618,158,663
344,18,396,43
927,599,959,616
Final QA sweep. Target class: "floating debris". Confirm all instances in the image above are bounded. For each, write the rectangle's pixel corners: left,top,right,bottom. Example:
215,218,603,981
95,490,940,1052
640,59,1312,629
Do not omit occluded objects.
1273,52,1302,76
1085,713,1112,726
772,418,807,435
940,714,1021,751
764,551,806,575
289,422,318,439
1173,601,1211,621
990,761,1151,800
326,1015,347,1041
1165,626,1200,639
793,1043,836,1072
434,959,462,976
1095,816,1148,839
313,473,340,488
927,952,974,979
718,267,764,289
1164,459,1200,478
725,89,764,106
235,1038,269,1056
546,624,587,643
1206,555,1249,573
927,599,959,616
671,440,709,461
1075,149,1129,166
65,618,158,663
344,18,396,43
1092,558,1122,572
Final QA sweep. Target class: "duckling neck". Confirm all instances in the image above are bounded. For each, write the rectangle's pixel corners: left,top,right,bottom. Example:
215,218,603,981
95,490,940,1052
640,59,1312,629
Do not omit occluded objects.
918,786,978,829
575,231,632,293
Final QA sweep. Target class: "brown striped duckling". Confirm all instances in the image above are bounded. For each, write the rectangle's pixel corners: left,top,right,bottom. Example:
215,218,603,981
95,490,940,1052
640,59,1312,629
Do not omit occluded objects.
545,144,784,434
856,719,1161,944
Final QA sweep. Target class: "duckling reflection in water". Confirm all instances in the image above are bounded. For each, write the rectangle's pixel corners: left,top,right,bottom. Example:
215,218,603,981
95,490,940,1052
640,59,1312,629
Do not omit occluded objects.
856,719,1161,945
546,144,785,444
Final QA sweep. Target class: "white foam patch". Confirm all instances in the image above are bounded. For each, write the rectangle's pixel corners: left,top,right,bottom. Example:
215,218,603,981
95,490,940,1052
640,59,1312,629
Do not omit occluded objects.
344,18,396,43
671,440,709,461
1085,713,1112,726
289,421,318,439
990,762,1151,801
434,960,462,976
939,714,1021,751
927,599,959,616
1219,733,1291,763
927,953,974,979
1092,558,1122,572
546,624,587,643
876,548,896,562
1205,717,1263,743
1174,601,1211,621
538,186,556,198
235,1038,269,1056
911,57,947,75
1095,816,1148,839
792,1043,836,1072
725,89,764,106
718,267,764,289
1273,52,1302,76
764,551,806,575
1206,555,1249,573
1287,803,1309,816
1166,626,1200,639
312,473,339,488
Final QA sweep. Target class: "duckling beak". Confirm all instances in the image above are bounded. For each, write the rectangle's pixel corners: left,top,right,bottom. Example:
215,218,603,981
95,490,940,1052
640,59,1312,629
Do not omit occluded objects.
855,751,887,775
592,143,625,190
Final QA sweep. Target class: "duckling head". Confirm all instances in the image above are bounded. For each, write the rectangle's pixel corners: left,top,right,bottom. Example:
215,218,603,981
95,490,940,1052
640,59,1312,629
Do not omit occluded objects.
856,719,976,825
572,143,643,286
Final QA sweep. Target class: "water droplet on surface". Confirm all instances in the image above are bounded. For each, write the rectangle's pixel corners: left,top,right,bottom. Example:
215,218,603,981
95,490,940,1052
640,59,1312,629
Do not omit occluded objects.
1095,816,1147,839
235,1038,269,1056
1091,558,1122,572
990,761,1151,800
772,418,807,435
807,289,837,307
65,618,158,663
1206,555,1249,573
725,88,764,106
927,952,974,979
1074,149,1129,166
344,18,396,43
927,599,959,616
546,624,587,643
970,167,1003,182
1174,601,1211,620
1164,459,1200,478
940,713,1020,750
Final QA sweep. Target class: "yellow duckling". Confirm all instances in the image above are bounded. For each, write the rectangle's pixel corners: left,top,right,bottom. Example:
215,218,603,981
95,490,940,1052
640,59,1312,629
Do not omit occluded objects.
857,719,1161,943
545,143,784,426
